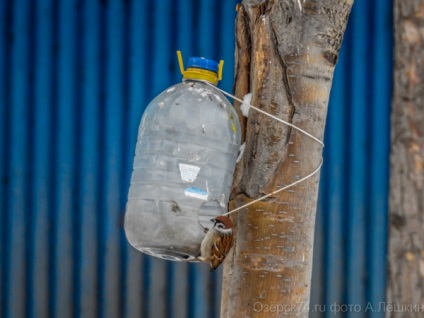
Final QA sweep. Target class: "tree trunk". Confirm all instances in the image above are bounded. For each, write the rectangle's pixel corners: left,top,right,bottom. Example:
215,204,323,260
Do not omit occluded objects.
387,1,424,317
221,1,353,317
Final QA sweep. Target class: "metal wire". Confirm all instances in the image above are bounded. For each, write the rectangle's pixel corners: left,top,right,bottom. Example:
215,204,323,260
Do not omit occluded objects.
201,80,324,215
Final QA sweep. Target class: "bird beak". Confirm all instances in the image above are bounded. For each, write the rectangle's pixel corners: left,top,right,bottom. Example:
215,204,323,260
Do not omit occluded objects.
210,218,216,223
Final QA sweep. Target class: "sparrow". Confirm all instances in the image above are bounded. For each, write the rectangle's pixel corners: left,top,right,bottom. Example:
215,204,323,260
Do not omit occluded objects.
198,215,234,271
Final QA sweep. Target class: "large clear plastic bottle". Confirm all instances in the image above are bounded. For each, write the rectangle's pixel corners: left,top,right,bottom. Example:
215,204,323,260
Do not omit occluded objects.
124,53,241,261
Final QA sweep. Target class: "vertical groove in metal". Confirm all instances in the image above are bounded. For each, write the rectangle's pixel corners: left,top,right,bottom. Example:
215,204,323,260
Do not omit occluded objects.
73,1,84,317
8,1,30,317
103,2,125,317
346,0,369,311
47,0,59,316
0,0,392,317
96,2,107,317
0,0,10,315
26,1,37,317
32,1,52,317
79,2,100,317
368,0,392,314
55,1,77,316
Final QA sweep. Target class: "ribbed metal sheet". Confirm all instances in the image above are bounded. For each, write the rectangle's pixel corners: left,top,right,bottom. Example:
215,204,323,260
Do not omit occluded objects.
0,0,392,317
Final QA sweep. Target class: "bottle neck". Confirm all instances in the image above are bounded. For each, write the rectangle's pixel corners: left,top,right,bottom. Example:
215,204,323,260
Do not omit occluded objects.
183,67,218,85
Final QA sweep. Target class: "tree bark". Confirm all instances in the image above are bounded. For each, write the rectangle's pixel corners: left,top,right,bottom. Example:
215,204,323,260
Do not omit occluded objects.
221,1,353,317
387,1,424,317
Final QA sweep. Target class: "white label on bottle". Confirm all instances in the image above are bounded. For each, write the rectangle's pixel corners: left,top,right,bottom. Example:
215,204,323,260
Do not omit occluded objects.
179,163,200,182
184,187,208,201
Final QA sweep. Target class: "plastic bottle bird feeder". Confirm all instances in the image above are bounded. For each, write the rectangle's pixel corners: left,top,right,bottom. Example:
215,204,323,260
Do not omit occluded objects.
124,52,241,261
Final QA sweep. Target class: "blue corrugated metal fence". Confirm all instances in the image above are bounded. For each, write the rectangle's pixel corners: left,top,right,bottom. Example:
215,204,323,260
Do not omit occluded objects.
0,0,392,317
